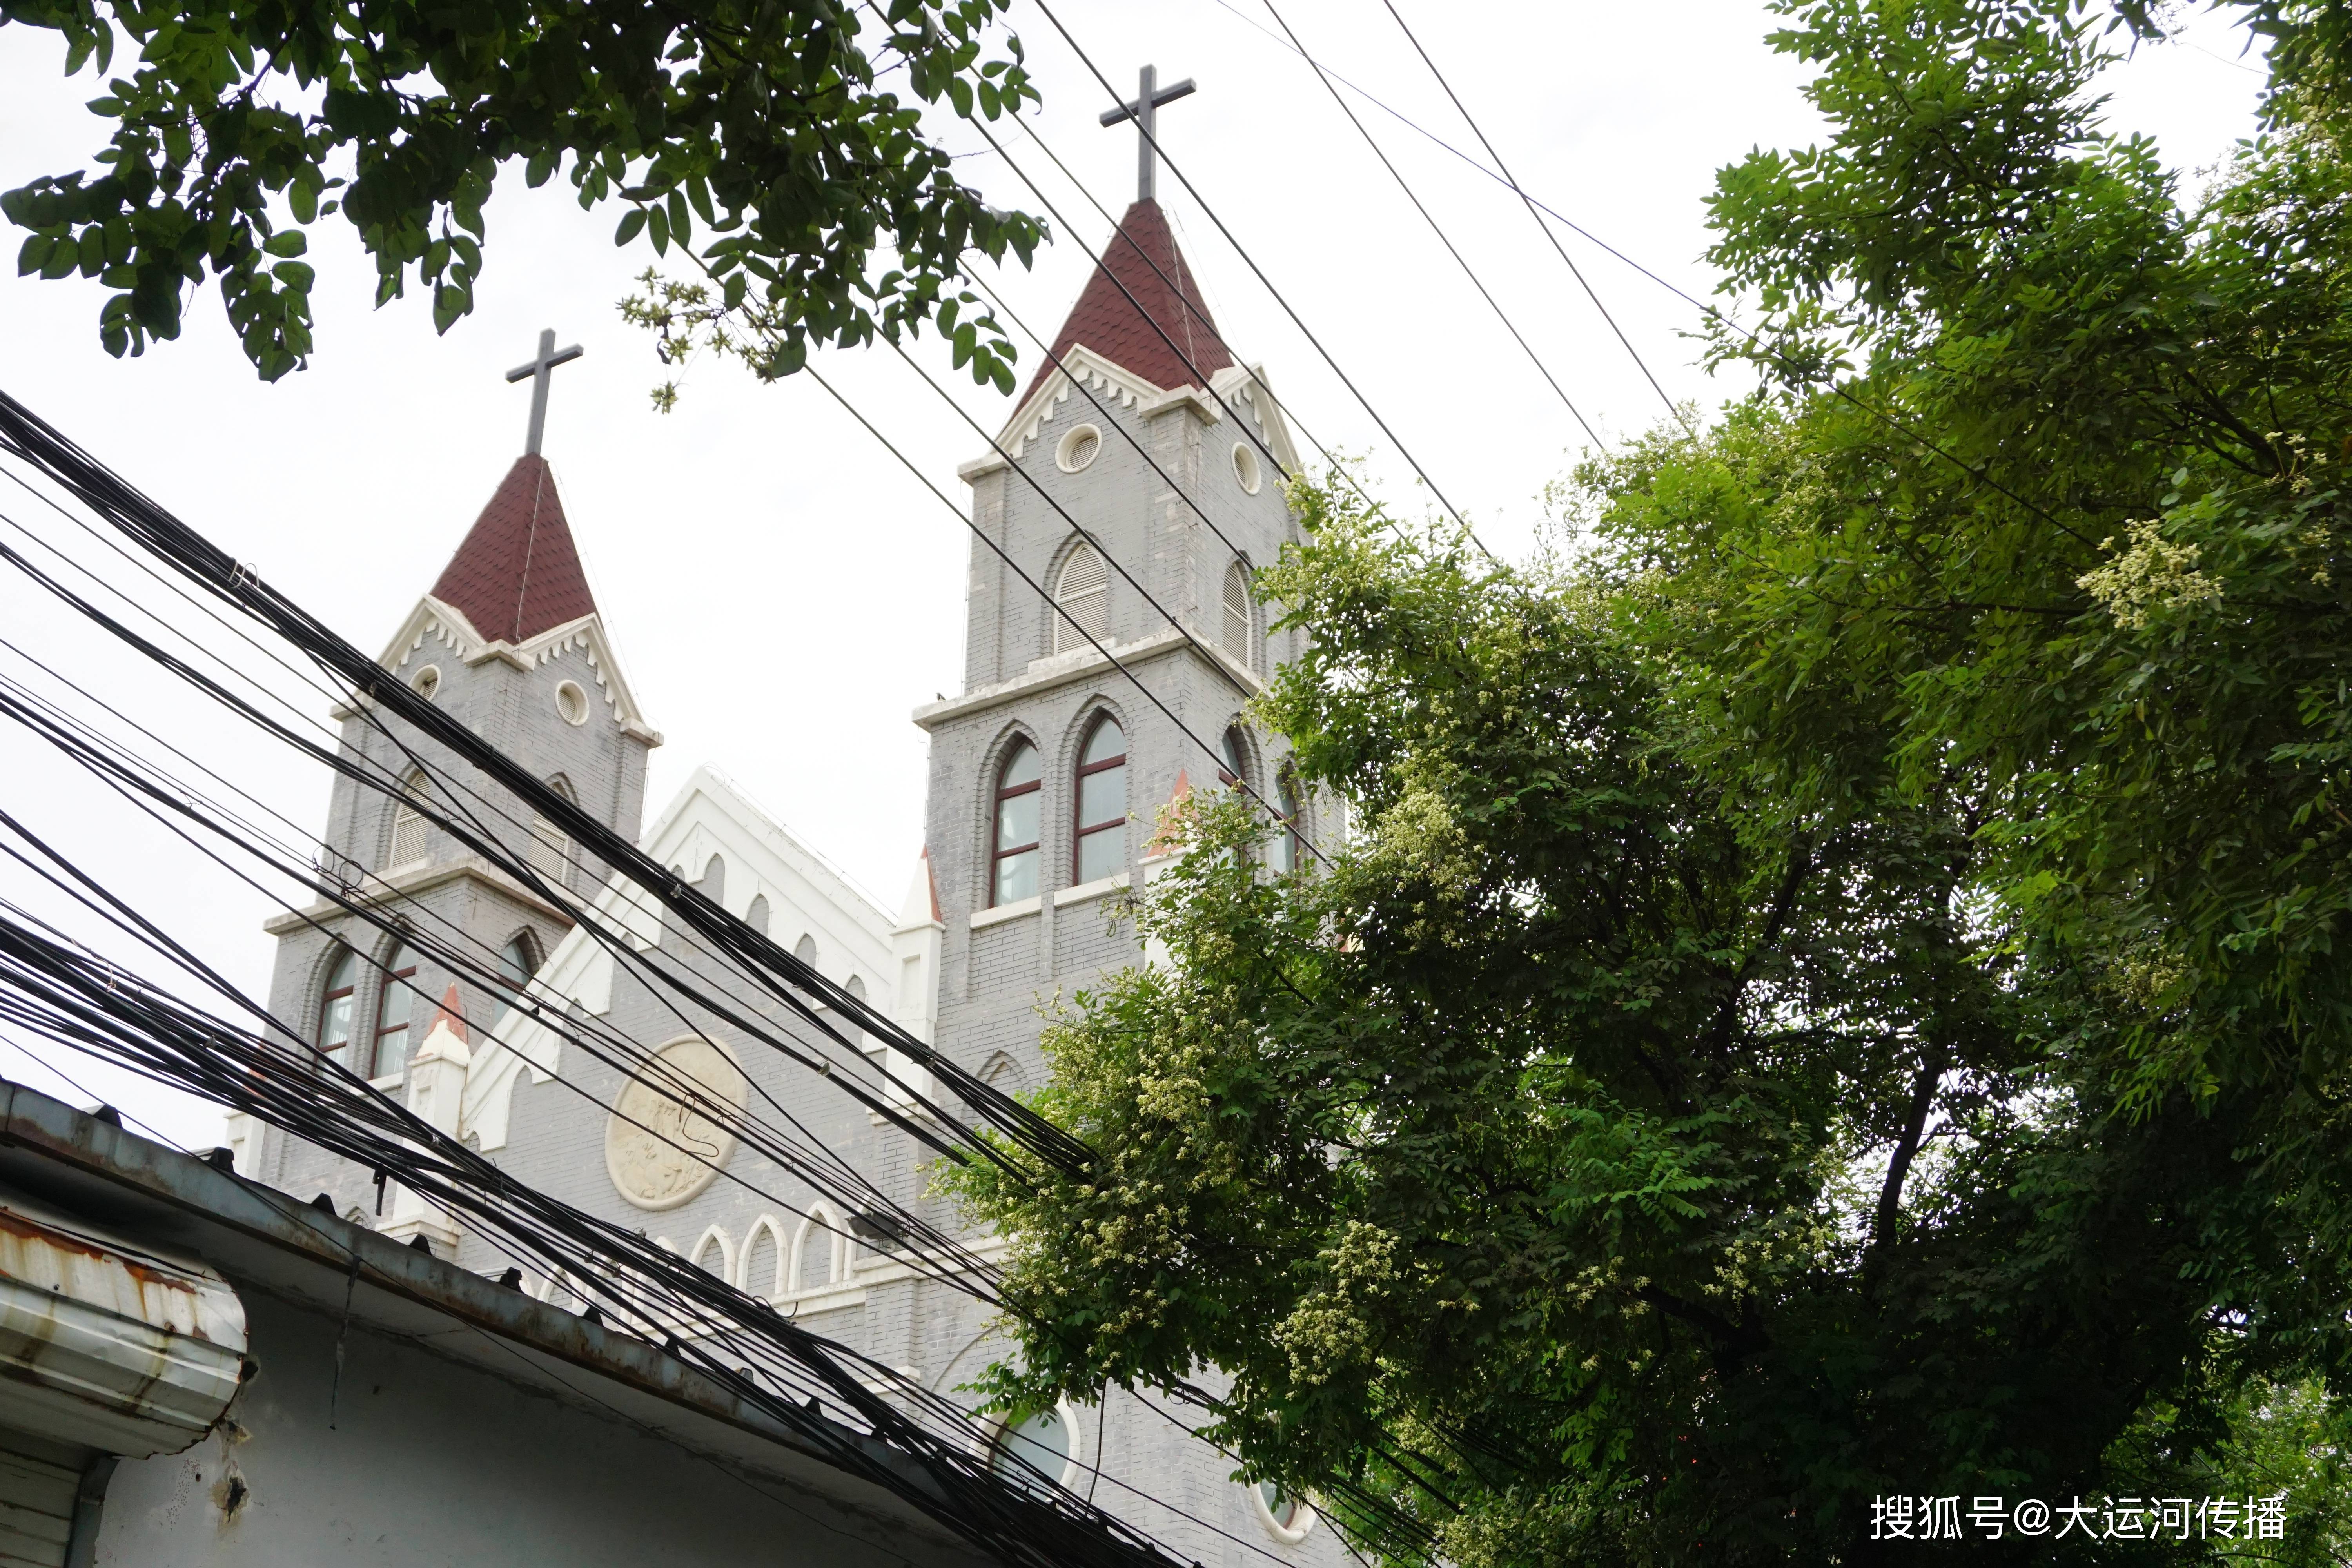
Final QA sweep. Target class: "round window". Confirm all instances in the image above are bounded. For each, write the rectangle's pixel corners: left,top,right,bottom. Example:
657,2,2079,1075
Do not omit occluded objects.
1232,441,1263,495
411,664,442,699
554,680,589,726
1254,1480,1316,1542
989,1405,1074,1491
1056,423,1103,474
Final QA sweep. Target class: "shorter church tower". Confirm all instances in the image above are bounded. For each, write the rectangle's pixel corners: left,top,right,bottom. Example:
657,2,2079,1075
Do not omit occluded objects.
238,426,660,1246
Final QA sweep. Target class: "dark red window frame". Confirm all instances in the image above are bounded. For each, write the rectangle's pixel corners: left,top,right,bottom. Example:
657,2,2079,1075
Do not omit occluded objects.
991,741,1042,907
1073,716,1128,881
372,943,419,1077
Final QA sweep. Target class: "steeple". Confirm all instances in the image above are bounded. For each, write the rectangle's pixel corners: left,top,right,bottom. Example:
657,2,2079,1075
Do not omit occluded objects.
428,455,597,645
1023,200,1233,401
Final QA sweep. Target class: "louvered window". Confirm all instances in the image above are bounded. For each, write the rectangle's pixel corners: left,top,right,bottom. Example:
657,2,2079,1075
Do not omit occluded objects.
1222,561,1252,664
527,818,571,885
528,775,574,889
387,771,431,868
1054,543,1111,653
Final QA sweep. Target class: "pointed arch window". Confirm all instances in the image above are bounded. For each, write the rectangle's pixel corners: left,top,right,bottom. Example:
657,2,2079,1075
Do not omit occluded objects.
373,941,419,1079
1269,770,1304,875
991,740,1042,906
497,932,539,990
742,1218,784,1299
1218,726,1247,789
1074,716,1128,884
1053,543,1110,653
387,769,431,869
319,947,360,1070
528,776,575,889
1221,561,1252,665
793,1208,846,1293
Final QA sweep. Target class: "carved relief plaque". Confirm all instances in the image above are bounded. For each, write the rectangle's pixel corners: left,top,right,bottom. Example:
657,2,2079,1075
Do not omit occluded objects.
604,1037,747,1210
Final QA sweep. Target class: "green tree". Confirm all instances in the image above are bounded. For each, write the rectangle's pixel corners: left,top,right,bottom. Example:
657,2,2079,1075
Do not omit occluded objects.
0,0,1040,383
949,2,2352,1563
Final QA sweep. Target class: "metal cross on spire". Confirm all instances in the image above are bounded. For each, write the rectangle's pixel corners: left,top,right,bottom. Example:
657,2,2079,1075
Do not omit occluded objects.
505,328,584,457
1098,64,1196,204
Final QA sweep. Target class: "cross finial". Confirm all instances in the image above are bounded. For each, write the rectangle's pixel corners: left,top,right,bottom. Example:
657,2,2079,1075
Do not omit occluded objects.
1099,64,1196,204
505,328,584,457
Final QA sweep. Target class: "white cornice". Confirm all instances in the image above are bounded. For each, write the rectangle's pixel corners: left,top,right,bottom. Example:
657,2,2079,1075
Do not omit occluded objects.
368,595,662,743
965,345,1236,484
912,627,1262,732
1212,362,1303,479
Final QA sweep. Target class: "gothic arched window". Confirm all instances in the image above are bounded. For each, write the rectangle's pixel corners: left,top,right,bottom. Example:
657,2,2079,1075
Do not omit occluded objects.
497,932,539,990
1270,770,1305,875
319,947,360,1070
387,769,431,869
527,775,575,889
1218,726,1247,789
793,1207,846,1293
1073,716,1128,884
742,1218,785,1298
991,740,1042,906
1053,542,1110,654
372,941,419,1078
1221,561,1252,665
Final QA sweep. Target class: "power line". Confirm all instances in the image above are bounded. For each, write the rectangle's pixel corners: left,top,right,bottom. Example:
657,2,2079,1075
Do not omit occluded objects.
1367,0,1691,432
1024,0,1494,554
1251,0,1608,450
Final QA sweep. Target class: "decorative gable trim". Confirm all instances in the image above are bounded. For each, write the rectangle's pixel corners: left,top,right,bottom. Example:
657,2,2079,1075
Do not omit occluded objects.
369,594,662,742
1212,363,1304,479
962,344,1183,484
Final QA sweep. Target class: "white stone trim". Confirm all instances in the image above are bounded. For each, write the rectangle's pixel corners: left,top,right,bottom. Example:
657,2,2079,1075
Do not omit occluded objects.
969,895,1040,929
915,628,1262,732
1249,1481,1319,1544
1053,871,1130,907
368,596,662,743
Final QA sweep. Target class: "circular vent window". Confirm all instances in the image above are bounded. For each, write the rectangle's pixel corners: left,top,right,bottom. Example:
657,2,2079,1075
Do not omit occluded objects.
411,664,442,699
555,680,590,726
1232,441,1263,495
1056,423,1103,473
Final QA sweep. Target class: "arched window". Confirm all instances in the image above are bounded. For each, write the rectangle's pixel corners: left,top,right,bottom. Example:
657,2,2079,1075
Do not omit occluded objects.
1073,716,1128,884
793,932,819,971
527,775,574,888
1053,542,1110,653
742,1218,785,1298
792,1208,846,1293
1221,561,1252,664
745,895,771,936
319,947,360,1070
1269,771,1304,875
372,941,419,1078
1218,726,1247,789
497,931,539,989
846,973,872,1058
990,740,1042,906
387,769,431,869
691,1227,730,1278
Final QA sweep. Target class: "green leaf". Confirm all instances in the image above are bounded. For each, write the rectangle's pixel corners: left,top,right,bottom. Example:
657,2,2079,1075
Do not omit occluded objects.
614,209,648,247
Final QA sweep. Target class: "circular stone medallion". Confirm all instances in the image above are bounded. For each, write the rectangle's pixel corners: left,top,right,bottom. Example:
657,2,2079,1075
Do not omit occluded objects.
605,1038,748,1210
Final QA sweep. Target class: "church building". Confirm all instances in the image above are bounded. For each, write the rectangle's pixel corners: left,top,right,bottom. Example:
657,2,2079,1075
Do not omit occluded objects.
233,115,1335,1566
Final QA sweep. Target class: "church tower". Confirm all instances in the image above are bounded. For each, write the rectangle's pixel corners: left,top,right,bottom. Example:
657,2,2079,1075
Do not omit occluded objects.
238,349,661,1245
913,191,1307,1111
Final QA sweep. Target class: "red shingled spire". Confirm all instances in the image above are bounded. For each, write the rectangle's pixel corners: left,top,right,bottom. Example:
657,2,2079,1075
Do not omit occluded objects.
428,454,597,644
1024,199,1233,401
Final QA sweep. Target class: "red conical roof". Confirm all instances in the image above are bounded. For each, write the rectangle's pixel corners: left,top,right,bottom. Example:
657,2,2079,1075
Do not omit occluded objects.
1024,199,1234,401
429,454,597,644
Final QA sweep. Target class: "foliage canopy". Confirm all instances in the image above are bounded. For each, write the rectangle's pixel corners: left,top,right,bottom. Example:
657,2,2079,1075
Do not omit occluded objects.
949,2,2352,1562
0,0,1041,384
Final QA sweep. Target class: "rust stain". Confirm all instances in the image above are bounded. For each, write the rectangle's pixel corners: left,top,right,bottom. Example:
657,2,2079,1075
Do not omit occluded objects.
0,1207,187,1290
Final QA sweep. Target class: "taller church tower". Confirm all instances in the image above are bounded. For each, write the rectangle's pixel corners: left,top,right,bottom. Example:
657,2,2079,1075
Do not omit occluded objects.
238,433,661,1242
915,191,1308,1102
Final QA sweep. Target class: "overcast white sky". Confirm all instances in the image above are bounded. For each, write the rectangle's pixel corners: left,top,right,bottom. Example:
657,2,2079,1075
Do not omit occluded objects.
0,2,2272,1146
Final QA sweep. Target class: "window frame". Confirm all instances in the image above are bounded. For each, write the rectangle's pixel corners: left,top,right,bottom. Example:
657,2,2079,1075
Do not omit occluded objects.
387,769,431,869
318,947,360,1070
371,941,419,1079
989,740,1043,907
1072,714,1129,884
1221,560,1253,666
1052,541,1111,655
